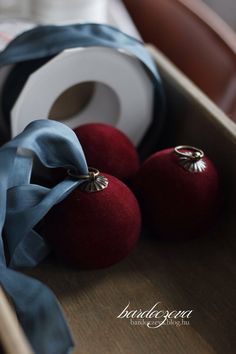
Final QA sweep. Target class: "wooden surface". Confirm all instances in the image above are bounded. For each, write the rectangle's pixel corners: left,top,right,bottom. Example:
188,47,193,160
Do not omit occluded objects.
26,226,236,354
24,47,236,354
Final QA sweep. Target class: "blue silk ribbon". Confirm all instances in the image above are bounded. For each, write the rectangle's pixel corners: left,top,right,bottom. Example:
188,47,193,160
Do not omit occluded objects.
1,119,89,354
0,23,165,354
0,23,165,158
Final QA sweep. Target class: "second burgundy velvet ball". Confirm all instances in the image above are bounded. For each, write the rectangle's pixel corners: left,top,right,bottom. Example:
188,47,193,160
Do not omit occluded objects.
134,147,220,240
74,123,140,181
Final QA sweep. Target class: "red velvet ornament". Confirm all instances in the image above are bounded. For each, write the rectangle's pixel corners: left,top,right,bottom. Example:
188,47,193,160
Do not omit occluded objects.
44,173,141,268
134,146,220,240
73,123,140,181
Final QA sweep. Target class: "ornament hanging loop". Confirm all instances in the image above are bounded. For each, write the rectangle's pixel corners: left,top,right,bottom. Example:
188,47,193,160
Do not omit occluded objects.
67,167,108,193
174,146,204,161
68,167,100,180
174,145,206,173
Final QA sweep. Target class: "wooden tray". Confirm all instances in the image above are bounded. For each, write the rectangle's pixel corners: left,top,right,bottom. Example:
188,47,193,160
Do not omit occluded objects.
1,46,236,354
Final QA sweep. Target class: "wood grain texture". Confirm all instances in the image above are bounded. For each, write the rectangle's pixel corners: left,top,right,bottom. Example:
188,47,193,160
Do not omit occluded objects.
25,227,236,354
24,47,236,354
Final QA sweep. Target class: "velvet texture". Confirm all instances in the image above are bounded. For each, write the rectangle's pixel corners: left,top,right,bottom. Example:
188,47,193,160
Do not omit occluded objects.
0,22,164,353
44,174,141,268
134,148,220,240
74,123,140,181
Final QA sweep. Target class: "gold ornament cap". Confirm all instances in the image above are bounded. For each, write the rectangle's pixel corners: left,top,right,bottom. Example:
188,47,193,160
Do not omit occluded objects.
174,145,206,173
68,167,108,192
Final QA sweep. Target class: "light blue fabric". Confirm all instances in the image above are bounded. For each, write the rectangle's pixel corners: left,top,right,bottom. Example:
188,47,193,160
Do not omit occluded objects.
0,120,89,354
0,267,73,354
0,23,165,354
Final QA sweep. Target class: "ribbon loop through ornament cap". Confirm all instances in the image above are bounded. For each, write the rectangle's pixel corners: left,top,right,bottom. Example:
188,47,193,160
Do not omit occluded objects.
68,167,109,192
0,119,95,354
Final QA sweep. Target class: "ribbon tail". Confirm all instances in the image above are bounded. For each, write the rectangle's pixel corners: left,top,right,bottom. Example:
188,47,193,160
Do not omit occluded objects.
0,266,74,354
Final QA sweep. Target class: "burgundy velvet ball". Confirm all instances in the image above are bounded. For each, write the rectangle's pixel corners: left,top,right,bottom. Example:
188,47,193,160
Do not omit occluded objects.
74,123,140,181
44,173,141,268
134,147,220,240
